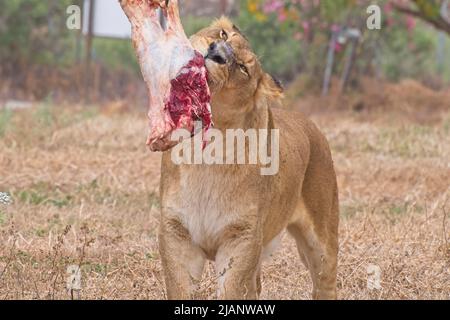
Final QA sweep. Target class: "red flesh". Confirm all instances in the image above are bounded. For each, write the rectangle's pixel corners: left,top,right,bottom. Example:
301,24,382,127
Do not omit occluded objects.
167,51,212,133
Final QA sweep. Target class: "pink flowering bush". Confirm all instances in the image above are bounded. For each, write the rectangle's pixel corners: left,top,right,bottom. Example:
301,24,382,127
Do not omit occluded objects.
238,0,442,85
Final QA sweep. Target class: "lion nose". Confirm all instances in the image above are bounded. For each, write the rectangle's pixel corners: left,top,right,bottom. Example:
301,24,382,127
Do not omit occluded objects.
206,41,233,65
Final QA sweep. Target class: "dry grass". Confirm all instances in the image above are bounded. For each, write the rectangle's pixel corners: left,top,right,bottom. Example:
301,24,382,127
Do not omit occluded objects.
0,95,449,300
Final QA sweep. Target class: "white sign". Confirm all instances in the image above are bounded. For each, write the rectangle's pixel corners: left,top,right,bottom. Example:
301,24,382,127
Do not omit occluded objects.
83,0,131,39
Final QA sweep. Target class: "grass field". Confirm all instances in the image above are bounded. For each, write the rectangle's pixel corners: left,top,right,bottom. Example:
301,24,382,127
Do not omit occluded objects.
0,88,449,299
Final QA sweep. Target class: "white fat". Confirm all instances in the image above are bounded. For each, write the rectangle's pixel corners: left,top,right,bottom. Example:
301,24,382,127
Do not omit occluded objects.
167,40,195,80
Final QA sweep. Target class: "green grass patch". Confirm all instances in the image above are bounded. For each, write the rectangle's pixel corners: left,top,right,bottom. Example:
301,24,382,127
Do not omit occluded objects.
0,109,13,137
13,179,152,210
382,202,424,224
2,104,99,145
443,114,450,134
15,182,73,208
0,210,6,225
148,192,160,210
375,125,439,158
34,102,55,128
82,262,108,276
340,203,365,219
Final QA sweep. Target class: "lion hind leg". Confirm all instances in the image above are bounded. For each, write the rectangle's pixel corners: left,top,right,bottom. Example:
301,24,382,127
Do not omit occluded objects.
288,198,338,300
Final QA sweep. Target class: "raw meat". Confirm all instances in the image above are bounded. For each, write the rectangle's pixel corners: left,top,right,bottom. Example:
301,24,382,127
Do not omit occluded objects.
120,0,212,151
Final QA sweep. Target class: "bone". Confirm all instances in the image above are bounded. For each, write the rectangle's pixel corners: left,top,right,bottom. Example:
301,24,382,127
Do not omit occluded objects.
120,0,164,41
165,0,184,35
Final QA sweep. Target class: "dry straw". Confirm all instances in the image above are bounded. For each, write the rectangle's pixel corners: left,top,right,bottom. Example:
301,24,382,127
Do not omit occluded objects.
0,91,449,299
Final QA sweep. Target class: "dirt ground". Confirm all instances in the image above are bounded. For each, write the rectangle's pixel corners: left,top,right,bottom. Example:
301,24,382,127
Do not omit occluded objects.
0,83,449,299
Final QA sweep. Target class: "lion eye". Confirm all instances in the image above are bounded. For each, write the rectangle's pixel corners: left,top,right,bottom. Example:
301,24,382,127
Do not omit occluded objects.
220,29,228,41
239,64,249,76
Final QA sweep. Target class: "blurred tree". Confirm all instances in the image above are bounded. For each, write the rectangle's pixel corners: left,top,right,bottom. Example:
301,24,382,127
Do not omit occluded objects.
393,0,450,34
1,0,448,101
0,0,81,69
241,0,449,87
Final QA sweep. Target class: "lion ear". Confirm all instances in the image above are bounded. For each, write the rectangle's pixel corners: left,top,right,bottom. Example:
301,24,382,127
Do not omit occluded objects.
258,73,284,100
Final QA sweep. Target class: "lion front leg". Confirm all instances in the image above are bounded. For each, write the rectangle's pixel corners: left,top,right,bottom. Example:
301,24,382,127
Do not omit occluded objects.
215,226,263,300
159,213,205,300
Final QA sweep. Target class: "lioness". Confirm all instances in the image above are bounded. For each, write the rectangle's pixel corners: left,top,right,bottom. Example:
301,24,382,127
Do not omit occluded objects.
159,17,339,300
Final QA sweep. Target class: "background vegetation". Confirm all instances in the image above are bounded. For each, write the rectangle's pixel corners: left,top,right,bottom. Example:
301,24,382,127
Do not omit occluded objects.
1,0,449,102
0,0,449,300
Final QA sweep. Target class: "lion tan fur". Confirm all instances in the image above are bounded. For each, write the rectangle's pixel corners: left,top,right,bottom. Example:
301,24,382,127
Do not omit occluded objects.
158,17,339,300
